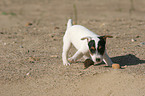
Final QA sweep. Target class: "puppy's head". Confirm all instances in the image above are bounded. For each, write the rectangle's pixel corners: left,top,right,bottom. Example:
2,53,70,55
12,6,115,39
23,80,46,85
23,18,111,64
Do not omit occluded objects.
81,35,113,64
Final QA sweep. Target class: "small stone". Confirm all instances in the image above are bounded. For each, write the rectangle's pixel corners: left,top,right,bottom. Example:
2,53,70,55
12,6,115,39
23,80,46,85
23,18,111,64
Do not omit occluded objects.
131,39,136,42
28,56,40,62
84,59,94,69
28,57,35,62
54,27,60,30
51,35,54,38
0,32,4,34
135,45,141,47
33,28,36,30
50,55,58,58
122,48,125,51
100,23,106,27
20,45,23,48
136,36,140,38
140,42,145,45
52,38,56,41
3,43,7,45
34,57,40,61
26,72,30,76
12,41,16,44
25,22,33,26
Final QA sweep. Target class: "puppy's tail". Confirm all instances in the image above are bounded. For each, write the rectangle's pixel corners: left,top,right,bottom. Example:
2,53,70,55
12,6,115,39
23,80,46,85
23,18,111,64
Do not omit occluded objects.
67,19,73,29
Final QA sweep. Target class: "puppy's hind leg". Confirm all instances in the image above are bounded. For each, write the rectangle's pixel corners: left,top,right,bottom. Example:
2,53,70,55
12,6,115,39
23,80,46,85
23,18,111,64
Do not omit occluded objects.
62,37,71,65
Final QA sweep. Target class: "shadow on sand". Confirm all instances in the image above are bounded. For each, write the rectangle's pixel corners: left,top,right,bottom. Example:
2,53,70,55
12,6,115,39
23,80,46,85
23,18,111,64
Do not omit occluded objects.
111,54,145,66
94,54,145,67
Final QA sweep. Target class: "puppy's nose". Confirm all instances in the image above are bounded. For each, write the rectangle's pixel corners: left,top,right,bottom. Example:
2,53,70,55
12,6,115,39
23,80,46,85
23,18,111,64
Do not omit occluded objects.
96,58,100,62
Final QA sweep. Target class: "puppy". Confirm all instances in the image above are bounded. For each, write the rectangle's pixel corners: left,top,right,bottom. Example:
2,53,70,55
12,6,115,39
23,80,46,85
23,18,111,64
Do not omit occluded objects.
62,19,113,66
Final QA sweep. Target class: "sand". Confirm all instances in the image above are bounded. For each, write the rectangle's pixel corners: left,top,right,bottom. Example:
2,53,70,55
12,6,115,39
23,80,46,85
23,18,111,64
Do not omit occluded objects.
0,0,145,96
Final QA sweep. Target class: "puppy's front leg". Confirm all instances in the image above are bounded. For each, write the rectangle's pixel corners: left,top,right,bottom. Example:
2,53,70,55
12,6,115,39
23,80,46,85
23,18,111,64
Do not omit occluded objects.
103,52,113,66
68,50,83,63
83,55,91,60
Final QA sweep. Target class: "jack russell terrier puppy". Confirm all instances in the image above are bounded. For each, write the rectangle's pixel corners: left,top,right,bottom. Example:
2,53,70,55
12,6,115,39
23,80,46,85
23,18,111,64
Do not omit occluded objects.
62,19,113,66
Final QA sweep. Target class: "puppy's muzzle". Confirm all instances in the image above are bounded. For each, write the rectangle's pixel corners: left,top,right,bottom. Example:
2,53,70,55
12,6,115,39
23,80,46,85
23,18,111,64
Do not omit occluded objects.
96,58,101,62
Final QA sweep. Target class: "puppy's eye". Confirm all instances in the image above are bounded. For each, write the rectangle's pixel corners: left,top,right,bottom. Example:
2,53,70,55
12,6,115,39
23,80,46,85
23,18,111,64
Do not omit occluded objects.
88,40,96,54
91,46,95,50
97,45,105,55
99,46,102,50
90,47,96,53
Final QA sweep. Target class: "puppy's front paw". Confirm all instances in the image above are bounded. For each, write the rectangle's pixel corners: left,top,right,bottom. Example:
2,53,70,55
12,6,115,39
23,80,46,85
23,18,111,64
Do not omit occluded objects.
63,61,70,66
68,57,76,63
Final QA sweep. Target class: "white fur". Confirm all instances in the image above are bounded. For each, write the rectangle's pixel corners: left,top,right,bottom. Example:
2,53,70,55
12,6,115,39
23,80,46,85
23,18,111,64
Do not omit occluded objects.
62,19,113,66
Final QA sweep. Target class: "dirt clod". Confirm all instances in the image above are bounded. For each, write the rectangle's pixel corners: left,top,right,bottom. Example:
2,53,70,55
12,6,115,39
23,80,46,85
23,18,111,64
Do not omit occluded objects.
84,59,94,69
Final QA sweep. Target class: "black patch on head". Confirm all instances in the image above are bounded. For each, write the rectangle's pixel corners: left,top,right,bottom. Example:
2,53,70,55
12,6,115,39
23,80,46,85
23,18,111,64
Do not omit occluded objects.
88,40,96,54
97,37,106,55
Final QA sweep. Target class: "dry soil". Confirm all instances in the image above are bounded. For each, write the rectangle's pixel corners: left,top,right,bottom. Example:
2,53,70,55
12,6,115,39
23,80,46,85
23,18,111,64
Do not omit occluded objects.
0,0,145,96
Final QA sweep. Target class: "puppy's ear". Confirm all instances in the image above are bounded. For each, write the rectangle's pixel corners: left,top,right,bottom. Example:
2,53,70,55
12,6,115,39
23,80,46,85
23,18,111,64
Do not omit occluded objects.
104,35,113,38
100,35,113,41
81,36,92,42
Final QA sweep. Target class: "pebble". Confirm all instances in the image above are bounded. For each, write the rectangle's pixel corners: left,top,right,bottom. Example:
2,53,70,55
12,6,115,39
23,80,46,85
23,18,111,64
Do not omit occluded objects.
131,39,136,42
26,72,30,76
28,57,40,62
140,42,145,45
136,36,140,38
84,59,94,69
0,32,4,34
51,35,54,38
25,22,33,26
100,23,106,27
12,42,16,44
33,28,36,30
3,43,7,45
28,57,35,62
135,45,140,47
50,55,58,58
54,27,60,30
20,45,24,48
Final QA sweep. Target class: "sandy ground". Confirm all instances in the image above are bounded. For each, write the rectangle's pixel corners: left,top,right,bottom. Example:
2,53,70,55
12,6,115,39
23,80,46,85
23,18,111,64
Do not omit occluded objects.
0,0,145,96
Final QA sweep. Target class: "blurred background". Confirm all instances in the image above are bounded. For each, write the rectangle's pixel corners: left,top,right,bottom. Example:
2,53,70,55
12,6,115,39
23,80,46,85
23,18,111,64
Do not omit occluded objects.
0,0,145,27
